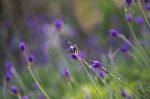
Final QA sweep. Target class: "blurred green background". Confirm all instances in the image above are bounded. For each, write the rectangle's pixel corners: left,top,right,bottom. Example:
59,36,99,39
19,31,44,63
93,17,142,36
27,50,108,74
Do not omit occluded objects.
0,0,150,99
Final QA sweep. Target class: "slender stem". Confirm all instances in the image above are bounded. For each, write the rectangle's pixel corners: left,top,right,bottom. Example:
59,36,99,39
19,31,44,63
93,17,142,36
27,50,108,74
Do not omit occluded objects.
76,56,103,99
127,21,148,66
124,7,149,66
109,72,146,98
80,58,146,98
27,66,51,99
137,0,150,29
17,93,22,99
119,35,134,47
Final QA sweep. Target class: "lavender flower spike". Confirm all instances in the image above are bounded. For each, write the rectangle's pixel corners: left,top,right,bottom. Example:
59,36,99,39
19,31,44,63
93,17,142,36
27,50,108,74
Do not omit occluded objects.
135,15,144,25
91,60,103,69
54,18,64,30
109,28,120,37
120,88,127,97
19,42,26,52
28,53,35,63
10,85,19,95
125,13,132,22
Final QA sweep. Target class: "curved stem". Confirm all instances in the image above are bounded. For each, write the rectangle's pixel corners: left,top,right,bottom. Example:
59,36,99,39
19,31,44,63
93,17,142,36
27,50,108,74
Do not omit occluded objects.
124,7,149,67
127,21,148,66
76,56,103,99
137,0,150,29
109,72,146,98
81,58,146,98
27,66,51,99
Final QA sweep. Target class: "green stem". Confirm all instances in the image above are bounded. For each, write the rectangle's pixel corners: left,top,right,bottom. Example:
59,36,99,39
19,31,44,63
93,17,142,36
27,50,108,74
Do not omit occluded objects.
77,56,103,99
109,72,146,98
137,0,150,29
17,93,22,99
27,66,51,99
127,21,148,66
80,58,145,98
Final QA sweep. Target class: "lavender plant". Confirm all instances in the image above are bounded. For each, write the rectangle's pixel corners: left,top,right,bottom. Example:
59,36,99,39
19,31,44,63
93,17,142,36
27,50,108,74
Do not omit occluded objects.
67,41,146,99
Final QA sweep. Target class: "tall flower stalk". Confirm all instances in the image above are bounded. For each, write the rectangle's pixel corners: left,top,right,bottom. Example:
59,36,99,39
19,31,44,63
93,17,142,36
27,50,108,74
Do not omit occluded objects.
19,42,51,99
67,41,146,99
68,41,103,99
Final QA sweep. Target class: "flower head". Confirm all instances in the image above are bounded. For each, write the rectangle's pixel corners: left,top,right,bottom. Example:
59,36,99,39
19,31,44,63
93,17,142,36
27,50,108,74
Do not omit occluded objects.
68,45,78,54
54,18,64,30
125,0,132,5
135,15,144,25
5,71,13,82
127,95,132,99
120,43,129,53
32,82,38,90
99,70,106,78
120,88,127,97
10,85,19,95
91,60,103,68
38,92,45,99
19,42,26,52
125,13,132,22
109,28,120,37
63,68,71,78
28,53,35,63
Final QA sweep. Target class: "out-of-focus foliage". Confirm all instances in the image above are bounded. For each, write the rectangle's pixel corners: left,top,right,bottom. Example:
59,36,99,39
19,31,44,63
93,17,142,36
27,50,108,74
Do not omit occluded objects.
0,0,150,99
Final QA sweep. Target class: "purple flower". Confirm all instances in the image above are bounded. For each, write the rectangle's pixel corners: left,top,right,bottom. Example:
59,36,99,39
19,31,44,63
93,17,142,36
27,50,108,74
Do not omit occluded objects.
63,68,71,78
4,62,13,70
125,0,132,5
32,82,38,90
120,43,129,53
70,54,77,60
28,54,35,62
125,13,132,22
120,88,127,97
126,95,132,99
10,85,19,95
99,70,106,78
19,42,26,52
91,60,103,68
54,18,63,30
146,3,150,11
68,45,77,54
109,29,120,37
69,51,85,60
5,71,13,82
38,92,45,99
22,96,29,99
135,15,144,25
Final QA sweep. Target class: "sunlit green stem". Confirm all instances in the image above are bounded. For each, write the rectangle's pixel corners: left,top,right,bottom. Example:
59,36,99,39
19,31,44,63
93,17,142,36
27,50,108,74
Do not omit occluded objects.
17,93,22,99
109,72,146,98
137,0,150,29
27,66,51,99
76,56,103,99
